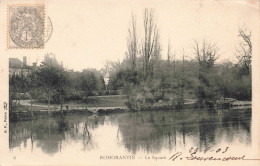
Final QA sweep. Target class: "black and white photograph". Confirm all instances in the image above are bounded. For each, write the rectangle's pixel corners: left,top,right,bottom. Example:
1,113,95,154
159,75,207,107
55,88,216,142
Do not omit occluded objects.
0,0,259,165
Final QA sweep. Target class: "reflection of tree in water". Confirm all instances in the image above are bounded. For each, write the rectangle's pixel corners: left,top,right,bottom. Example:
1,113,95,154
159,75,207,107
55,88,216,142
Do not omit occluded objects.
220,109,251,143
35,118,66,154
9,109,251,155
9,117,68,154
198,111,219,148
115,111,182,154
64,115,105,151
82,121,91,150
9,115,106,155
9,121,32,149
115,109,251,154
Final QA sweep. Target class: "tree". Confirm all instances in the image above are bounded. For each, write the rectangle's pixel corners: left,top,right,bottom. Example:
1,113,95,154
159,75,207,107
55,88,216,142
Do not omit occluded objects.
9,74,19,112
127,13,138,71
57,64,71,115
108,69,139,91
194,40,219,108
236,27,252,75
98,75,106,91
101,60,121,78
28,65,39,116
141,9,160,81
167,40,172,70
150,29,161,79
80,70,98,98
38,53,60,115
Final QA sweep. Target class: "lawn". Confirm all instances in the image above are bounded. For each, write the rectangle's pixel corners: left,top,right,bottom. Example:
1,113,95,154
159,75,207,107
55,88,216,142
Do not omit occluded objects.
67,95,128,107
32,95,128,108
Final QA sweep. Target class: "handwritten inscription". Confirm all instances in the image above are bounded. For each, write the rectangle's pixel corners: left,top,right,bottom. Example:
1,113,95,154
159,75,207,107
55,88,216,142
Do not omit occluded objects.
169,147,247,161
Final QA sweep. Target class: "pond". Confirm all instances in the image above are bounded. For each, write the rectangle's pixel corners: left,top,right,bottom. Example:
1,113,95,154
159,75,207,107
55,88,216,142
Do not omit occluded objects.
9,108,251,164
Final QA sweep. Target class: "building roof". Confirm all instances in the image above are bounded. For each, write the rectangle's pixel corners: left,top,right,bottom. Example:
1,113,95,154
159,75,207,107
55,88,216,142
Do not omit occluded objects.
9,58,28,69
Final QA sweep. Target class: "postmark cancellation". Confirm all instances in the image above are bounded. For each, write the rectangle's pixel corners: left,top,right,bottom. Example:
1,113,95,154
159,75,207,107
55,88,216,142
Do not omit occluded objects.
8,5,45,49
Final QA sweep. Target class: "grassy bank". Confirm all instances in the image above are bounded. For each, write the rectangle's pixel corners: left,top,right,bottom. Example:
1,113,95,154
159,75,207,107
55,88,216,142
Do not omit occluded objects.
32,95,128,108
10,105,93,122
10,95,251,122
10,95,128,122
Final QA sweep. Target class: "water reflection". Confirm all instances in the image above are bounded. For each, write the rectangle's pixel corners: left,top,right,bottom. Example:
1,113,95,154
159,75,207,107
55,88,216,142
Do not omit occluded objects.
10,109,251,155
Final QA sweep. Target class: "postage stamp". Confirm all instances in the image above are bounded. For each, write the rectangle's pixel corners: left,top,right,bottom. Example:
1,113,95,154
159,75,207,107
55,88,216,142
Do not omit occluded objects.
7,5,45,49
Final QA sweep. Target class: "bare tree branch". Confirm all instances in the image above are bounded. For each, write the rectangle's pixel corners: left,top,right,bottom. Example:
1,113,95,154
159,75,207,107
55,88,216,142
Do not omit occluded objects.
236,27,252,75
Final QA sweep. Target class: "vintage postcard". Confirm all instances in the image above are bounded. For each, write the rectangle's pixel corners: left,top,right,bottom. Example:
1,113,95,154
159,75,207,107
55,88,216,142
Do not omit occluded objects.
0,0,259,165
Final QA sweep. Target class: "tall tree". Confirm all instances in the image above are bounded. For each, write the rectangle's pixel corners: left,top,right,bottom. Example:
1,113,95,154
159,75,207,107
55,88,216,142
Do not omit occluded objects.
127,13,138,71
236,27,252,75
167,40,172,70
9,74,19,112
194,40,219,108
28,64,39,116
141,9,159,81
57,63,70,115
80,70,98,99
150,30,161,78
38,53,60,115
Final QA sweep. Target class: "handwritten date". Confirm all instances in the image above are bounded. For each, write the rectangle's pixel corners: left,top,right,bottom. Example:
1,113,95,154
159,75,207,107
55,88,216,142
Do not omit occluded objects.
169,147,246,161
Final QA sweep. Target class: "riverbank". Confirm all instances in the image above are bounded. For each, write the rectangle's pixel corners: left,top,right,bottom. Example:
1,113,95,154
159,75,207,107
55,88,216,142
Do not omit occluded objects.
10,96,251,122
10,103,193,122
10,105,128,122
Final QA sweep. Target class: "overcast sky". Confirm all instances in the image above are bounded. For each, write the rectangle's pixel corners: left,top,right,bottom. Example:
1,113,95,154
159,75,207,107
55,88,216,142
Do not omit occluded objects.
8,0,259,71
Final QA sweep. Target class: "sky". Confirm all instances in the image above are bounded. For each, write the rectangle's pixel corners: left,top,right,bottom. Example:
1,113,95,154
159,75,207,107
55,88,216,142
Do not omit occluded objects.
8,0,259,71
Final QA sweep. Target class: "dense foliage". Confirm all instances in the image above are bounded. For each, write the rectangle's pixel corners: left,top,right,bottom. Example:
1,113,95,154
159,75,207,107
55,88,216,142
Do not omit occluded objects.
105,10,252,109
9,54,106,115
